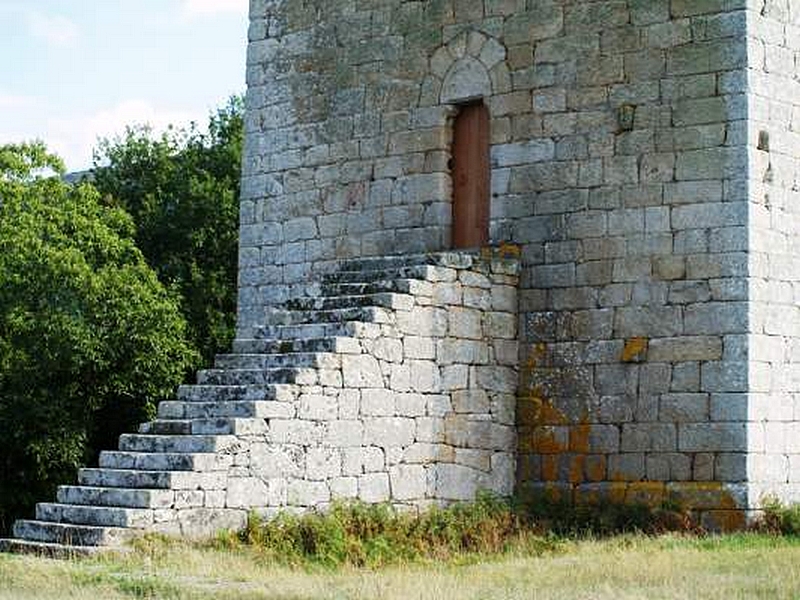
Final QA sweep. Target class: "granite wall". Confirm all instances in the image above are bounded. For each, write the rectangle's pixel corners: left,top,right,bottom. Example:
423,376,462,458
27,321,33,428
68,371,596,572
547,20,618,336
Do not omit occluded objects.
239,0,800,525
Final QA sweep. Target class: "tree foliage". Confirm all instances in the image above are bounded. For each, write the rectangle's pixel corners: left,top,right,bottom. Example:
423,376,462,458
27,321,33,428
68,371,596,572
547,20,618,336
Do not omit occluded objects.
0,144,196,531
93,97,243,368
0,140,65,183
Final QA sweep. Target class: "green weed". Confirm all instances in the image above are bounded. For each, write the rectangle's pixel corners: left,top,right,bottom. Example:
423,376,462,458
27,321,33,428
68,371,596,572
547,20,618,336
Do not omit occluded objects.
213,492,697,569
513,492,694,536
758,497,800,535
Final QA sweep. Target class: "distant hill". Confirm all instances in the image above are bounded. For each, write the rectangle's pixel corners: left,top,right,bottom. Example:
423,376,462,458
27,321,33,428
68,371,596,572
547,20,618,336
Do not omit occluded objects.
62,170,94,185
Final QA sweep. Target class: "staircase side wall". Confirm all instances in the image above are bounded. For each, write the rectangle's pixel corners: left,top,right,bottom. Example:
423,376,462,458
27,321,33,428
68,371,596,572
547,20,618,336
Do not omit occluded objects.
745,0,800,506
225,257,518,517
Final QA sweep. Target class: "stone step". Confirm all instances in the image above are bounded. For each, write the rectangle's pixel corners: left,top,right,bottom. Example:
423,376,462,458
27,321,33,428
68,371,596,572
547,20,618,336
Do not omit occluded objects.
0,538,115,557
98,451,219,471
78,468,224,491
139,418,268,436
334,252,437,271
263,306,393,326
12,520,135,547
323,264,436,284
175,383,297,403
319,278,427,297
196,367,317,386
78,468,173,489
158,400,294,420
176,384,247,402
282,292,413,312
138,419,192,435
334,251,479,272
214,352,340,370
249,321,356,340
230,336,341,354
56,485,174,509
118,433,235,454
36,503,153,529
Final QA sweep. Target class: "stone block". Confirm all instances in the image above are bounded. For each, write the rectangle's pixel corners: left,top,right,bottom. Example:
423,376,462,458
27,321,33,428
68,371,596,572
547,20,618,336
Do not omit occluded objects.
306,448,341,480
441,364,470,390
435,464,481,501
715,453,747,482
409,360,441,392
287,480,330,506
330,477,358,499
483,312,518,339
646,453,692,481
448,307,483,339
437,339,489,365
452,390,490,414
649,336,722,363
684,302,747,335
491,140,555,167
404,336,435,360
364,418,416,448
608,454,646,481
389,465,427,500
678,423,747,452
671,362,701,392
358,473,390,503
298,394,338,421
700,361,748,393
250,446,303,478
659,394,709,422
445,415,493,449
621,423,677,452
342,354,384,388
474,365,518,393
415,417,446,444
395,393,427,417
361,389,396,416
614,306,683,338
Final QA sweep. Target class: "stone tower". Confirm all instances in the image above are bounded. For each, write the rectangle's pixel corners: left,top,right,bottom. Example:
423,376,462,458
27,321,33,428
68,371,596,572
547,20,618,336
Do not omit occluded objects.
2,0,800,555
239,0,800,529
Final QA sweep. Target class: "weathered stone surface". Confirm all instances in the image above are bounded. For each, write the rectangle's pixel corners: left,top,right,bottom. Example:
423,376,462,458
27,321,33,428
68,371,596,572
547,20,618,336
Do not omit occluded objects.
227,0,800,527
3,251,521,553
342,355,384,388
16,0,800,556
441,57,493,104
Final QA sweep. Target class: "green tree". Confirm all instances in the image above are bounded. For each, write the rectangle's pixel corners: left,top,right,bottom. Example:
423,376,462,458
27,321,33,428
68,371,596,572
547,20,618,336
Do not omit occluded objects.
93,96,243,369
0,142,196,531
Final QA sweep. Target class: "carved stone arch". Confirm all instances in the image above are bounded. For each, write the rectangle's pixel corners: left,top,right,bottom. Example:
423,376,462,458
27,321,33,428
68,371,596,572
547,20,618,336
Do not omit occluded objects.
441,56,492,104
424,30,509,108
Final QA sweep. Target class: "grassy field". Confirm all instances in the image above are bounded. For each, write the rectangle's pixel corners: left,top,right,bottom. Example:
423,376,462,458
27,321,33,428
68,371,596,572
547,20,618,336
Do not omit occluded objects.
1,534,799,599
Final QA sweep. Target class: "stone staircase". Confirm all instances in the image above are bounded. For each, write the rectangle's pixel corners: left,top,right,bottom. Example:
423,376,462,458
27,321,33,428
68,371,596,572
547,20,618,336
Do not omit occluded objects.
0,251,519,557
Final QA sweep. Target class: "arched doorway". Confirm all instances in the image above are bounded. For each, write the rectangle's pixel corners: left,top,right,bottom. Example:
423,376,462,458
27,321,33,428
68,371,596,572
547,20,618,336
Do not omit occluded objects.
451,101,490,249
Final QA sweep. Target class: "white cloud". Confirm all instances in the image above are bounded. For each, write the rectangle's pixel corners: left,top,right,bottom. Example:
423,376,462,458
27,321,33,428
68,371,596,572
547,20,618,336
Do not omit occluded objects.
0,100,206,171
0,93,37,110
26,11,79,48
51,100,204,170
181,0,248,18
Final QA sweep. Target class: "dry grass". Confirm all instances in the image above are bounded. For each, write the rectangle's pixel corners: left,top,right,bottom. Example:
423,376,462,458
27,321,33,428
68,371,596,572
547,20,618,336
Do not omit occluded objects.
1,534,800,599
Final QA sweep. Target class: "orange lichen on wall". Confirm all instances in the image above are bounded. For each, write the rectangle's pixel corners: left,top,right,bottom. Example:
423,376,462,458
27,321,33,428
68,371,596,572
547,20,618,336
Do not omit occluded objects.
516,337,749,530
621,337,648,363
497,241,522,259
585,456,606,482
518,341,597,486
481,242,522,261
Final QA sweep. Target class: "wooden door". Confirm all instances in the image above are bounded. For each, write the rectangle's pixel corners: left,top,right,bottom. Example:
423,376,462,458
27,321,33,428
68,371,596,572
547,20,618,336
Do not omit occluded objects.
452,102,490,249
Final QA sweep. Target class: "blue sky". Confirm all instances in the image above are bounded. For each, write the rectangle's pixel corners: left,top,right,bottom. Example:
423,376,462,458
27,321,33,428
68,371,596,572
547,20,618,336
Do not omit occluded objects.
0,0,249,170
